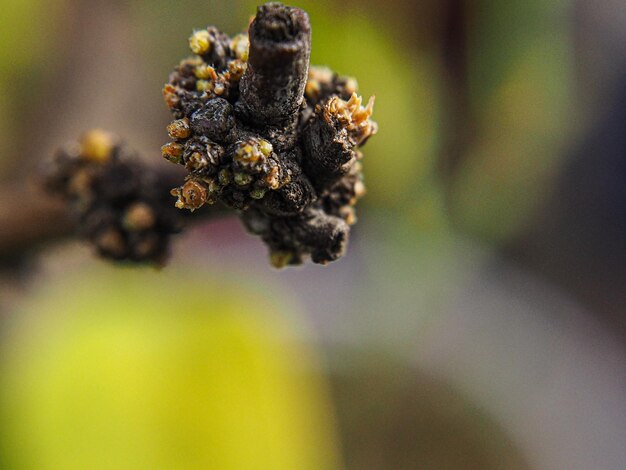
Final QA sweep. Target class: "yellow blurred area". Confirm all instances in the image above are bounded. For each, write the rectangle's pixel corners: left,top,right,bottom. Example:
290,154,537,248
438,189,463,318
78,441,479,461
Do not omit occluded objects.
0,0,64,70
0,265,340,469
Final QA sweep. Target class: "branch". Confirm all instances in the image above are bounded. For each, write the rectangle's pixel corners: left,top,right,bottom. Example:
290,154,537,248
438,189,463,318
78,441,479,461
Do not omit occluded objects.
1,2,378,268
0,164,224,265
0,183,73,263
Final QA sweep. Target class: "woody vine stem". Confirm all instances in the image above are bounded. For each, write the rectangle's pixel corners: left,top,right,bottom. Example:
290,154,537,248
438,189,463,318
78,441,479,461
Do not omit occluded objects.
1,2,377,268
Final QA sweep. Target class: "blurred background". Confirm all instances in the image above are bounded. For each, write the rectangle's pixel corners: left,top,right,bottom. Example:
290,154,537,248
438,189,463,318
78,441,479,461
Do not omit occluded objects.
0,0,625,468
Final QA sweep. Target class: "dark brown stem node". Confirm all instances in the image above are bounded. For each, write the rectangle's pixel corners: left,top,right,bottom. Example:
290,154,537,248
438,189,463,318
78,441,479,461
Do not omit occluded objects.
239,3,311,127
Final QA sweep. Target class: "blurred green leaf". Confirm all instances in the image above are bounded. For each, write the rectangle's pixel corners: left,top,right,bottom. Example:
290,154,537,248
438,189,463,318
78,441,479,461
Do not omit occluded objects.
452,0,574,241
0,0,67,171
0,264,340,469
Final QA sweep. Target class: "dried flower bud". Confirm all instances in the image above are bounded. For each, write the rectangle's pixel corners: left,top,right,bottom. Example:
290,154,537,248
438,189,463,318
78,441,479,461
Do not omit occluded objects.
162,84,180,109
167,118,191,140
325,93,377,146
171,177,212,211
161,142,184,164
159,1,377,266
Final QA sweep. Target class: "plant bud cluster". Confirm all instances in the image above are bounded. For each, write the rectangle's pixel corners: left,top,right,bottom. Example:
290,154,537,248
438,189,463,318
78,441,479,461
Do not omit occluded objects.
43,130,182,263
162,2,377,267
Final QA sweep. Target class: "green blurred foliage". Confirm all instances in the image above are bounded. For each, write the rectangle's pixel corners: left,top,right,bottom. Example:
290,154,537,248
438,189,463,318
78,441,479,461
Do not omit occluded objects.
452,0,574,241
130,0,243,84
0,0,67,171
0,265,340,469
0,0,63,72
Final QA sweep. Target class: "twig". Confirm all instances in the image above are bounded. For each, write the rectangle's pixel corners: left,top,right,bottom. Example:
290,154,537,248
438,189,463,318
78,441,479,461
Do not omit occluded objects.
1,2,378,268
0,182,73,263
0,165,224,265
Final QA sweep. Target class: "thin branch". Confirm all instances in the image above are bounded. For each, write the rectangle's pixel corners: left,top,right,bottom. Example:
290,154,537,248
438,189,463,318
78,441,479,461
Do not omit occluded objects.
0,167,225,265
0,2,378,268
0,182,73,263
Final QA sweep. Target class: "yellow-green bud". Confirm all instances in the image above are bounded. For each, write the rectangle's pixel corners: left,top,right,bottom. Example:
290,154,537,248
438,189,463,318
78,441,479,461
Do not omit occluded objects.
189,30,211,55
234,172,253,186
250,187,266,200
218,169,232,185
259,139,273,157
